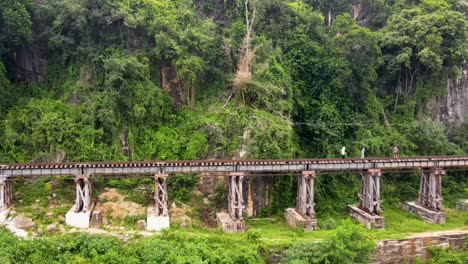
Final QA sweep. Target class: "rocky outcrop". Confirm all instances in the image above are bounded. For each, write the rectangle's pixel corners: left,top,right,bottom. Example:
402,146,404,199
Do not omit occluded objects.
8,0,48,83
441,66,468,125
372,231,467,263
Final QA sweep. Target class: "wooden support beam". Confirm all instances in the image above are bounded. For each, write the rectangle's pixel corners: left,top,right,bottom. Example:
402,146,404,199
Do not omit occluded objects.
417,168,444,211
228,172,244,220
296,171,316,218
358,169,382,216
75,174,92,213
0,176,13,211
154,173,169,217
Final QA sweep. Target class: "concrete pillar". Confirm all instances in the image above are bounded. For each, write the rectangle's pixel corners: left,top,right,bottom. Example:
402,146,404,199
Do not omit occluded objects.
147,173,170,231
285,171,318,230
66,174,94,228
402,168,446,224
0,176,13,223
217,172,245,232
348,169,384,229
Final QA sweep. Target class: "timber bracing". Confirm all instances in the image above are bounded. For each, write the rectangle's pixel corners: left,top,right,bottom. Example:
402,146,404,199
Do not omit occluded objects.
296,171,316,218
358,169,382,215
228,172,244,220
417,168,445,211
154,174,169,217
0,176,13,211
75,175,92,213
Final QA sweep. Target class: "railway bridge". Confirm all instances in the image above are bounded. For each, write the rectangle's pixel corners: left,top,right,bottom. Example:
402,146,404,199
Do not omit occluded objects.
1,156,467,231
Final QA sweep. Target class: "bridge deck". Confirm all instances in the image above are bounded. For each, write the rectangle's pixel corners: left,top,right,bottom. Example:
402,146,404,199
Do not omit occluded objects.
1,156,467,177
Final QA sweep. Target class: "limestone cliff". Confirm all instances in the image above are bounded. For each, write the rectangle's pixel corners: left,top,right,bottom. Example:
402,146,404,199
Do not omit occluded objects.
441,66,468,125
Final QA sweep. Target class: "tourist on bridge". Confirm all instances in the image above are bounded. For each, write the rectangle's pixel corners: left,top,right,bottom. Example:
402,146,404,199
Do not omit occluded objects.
341,146,346,159
393,144,399,159
361,147,365,159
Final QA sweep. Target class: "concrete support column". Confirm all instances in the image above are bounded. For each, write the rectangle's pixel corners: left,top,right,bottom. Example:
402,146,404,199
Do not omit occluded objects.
0,176,13,223
217,172,245,232
66,174,94,228
402,168,446,224
285,171,318,231
147,173,170,231
348,169,384,229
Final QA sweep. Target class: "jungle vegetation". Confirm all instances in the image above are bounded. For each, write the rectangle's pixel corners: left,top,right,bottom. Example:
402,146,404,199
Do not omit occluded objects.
0,0,467,263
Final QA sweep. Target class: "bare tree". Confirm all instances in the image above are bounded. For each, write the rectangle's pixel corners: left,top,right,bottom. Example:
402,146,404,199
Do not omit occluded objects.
233,0,257,104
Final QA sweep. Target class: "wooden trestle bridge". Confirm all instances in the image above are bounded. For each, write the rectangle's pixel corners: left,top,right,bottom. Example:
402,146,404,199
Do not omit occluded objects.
1,156,467,231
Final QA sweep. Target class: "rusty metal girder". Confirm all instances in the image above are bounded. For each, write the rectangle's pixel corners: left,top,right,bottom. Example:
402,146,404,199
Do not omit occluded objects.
296,171,316,218
154,173,169,217
417,168,445,211
358,169,382,215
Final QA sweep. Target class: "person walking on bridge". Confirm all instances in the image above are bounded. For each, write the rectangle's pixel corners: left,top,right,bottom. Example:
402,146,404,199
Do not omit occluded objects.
393,144,399,159
341,146,346,159
361,147,365,159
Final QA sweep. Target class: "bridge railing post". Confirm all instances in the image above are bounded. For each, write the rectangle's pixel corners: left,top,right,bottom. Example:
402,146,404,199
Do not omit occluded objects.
417,168,444,211
154,173,169,217
358,169,382,216
228,172,244,221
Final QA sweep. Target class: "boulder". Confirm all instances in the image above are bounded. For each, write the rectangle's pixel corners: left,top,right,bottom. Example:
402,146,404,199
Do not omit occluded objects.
14,216,35,230
136,220,146,230
47,223,57,234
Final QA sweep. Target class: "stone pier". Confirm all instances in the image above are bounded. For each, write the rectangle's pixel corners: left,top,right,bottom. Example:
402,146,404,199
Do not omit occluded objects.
217,172,245,232
66,174,94,228
348,169,385,229
403,168,446,224
285,171,318,230
147,173,170,231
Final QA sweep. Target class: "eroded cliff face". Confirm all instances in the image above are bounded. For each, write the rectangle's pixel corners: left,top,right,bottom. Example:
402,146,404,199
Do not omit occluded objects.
441,66,468,125
8,0,48,84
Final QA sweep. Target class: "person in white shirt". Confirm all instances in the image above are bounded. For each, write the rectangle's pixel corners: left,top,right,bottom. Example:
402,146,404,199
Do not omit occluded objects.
361,147,365,159
341,146,346,159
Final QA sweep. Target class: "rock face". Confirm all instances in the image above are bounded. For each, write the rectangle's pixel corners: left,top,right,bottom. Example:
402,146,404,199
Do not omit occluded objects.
14,216,35,230
456,199,468,211
372,231,467,263
442,66,468,125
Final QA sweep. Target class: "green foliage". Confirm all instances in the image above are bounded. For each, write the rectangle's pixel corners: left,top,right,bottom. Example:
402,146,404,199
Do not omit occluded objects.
283,220,375,264
427,245,468,263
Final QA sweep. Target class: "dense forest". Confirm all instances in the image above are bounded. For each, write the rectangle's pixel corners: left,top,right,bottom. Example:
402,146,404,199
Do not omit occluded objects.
0,0,467,263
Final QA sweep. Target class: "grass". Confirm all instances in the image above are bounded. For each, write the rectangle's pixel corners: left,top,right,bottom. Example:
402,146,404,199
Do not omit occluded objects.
239,205,468,245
